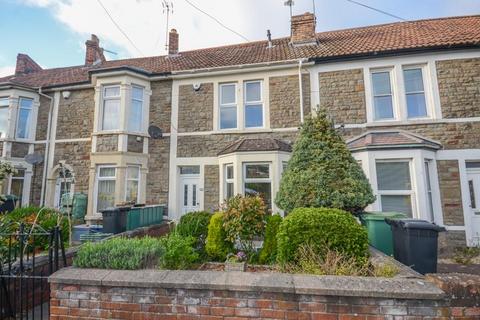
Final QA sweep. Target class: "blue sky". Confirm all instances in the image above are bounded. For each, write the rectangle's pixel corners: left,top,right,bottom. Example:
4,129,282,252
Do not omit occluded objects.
1,0,479,76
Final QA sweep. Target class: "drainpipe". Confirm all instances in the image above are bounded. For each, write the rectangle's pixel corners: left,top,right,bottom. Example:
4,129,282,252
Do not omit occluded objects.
38,88,54,206
298,59,305,123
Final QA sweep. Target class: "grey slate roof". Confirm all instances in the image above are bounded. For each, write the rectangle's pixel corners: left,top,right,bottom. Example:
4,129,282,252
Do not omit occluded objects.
347,131,442,151
218,138,292,156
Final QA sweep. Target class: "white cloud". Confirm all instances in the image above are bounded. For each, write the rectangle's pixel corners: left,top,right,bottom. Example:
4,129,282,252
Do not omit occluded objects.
0,66,15,77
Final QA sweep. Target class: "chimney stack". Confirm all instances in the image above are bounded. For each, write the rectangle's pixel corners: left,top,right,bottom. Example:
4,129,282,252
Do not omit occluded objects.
290,12,317,45
85,34,106,66
168,29,179,55
15,54,42,75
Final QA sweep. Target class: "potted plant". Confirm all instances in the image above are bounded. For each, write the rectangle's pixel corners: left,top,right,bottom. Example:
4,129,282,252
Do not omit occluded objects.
225,251,247,272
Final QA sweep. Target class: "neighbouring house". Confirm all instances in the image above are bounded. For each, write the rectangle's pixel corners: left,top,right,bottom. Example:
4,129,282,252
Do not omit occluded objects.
0,13,479,254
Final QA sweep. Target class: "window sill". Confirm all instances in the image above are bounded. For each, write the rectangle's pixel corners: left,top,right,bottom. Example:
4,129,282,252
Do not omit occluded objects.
212,128,273,135
92,131,149,137
366,118,438,127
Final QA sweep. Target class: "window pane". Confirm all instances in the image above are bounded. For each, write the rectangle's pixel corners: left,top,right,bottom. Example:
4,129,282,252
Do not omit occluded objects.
192,184,197,206
406,93,427,118
381,195,412,217
245,164,269,179
226,182,234,199
245,82,261,102
127,166,139,179
372,72,391,96
180,166,200,175
126,180,138,202
10,178,24,206
0,98,8,107
469,180,476,209
466,162,480,169
403,68,424,93
13,169,25,178
0,107,8,137
374,96,394,120
97,180,115,211
16,106,31,138
245,182,271,208
220,84,236,104
102,99,120,130
99,167,115,177
245,104,263,128
128,99,143,132
132,86,143,100
226,165,234,179
376,162,411,190
104,86,120,97
183,184,188,206
19,98,33,109
220,106,237,129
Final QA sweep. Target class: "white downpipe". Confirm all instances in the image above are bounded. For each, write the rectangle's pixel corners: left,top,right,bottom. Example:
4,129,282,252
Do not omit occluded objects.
38,88,53,206
298,59,305,123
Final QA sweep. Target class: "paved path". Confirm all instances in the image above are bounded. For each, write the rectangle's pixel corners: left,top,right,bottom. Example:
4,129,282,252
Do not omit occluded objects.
438,263,480,275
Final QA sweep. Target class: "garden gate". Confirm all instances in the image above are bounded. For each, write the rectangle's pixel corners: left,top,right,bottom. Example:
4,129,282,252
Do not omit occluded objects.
0,223,67,319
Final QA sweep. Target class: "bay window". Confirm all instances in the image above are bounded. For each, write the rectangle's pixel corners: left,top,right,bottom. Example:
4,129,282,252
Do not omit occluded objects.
376,160,413,217
219,83,237,129
244,81,263,128
224,164,234,200
371,71,394,121
243,163,272,208
101,86,121,131
403,67,427,118
128,86,143,132
96,166,116,212
0,97,8,138
16,97,33,139
125,166,140,203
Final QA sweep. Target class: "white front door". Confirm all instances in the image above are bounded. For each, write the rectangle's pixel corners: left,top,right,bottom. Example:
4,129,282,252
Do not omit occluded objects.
180,177,200,214
467,171,480,245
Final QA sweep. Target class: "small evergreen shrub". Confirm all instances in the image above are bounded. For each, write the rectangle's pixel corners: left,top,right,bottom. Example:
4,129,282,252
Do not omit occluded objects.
259,214,282,264
159,232,199,270
205,212,233,261
223,195,266,254
276,208,369,265
175,211,212,253
74,237,164,269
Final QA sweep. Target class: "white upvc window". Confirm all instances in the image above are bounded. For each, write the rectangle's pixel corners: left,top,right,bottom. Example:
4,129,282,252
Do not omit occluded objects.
371,70,395,121
224,164,234,201
95,166,116,213
16,97,33,139
101,85,121,131
219,83,237,130
403,66,428,119
244,80,264,128
243,162,272,208
128,86,144,132
9,169,25,207
375,160,414,217
0,97,9,138
125,165,140,203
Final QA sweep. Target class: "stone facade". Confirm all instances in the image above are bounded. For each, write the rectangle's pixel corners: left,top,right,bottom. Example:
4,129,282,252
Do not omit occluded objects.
437,160,465,226
10,142,30,158
269,74,310,128
319,68,367,124
436,58,480,119
150,80,172,134
127,135,144,153
53,141,91,194
31,144,46,206
55,89,95,140
95,135,118,153
36,94,52,141
177,132,298,158
178,82,213,133
438,230,467,258
146,137,170,205
204,165,220,212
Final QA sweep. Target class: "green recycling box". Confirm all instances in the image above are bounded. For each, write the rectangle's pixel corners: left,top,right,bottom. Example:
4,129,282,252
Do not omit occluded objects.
360,212,407,256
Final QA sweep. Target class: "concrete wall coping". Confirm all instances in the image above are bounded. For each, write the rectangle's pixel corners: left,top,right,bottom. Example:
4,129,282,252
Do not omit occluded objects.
49,267,445,300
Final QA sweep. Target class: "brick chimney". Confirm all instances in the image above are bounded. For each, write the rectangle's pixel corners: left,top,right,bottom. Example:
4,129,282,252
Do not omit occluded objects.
290,12,317,45
85,34,106,66
15,54,42,75
168,29,179,55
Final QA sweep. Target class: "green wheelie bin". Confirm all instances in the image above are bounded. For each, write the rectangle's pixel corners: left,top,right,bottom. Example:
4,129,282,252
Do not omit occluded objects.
360,212,407,256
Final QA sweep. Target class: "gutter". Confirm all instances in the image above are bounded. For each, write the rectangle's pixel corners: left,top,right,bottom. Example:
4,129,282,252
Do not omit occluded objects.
37,87,54,206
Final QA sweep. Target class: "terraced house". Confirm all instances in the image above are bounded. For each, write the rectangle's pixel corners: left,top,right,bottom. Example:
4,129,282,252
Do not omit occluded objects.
0,13,479,254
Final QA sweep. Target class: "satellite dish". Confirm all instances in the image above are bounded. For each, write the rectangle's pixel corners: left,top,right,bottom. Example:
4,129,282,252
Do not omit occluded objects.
148,125,163,139
24,153,44,165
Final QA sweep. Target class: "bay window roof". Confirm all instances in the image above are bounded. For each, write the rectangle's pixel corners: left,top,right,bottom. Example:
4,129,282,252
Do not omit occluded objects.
218,138,292,156
347,130,442,152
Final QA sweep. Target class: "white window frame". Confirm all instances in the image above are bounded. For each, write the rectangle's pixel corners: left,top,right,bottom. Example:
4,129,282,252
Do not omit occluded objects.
424,159,435,222
16,97,33,139
224,163,234,200
128,85,144,133
242,162,272,206
370,68,397,122
219,83,238,130
125,165,140,203
402,64,430,120
8,168,26,206
94,165,116,214
375,159,416,215
243,80,264,129
100,85,121,131
0,97,9,138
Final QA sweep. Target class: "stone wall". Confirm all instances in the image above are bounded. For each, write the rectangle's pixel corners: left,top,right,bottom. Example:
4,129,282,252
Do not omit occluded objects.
319,68,367,124
436,58,480,119
177,132,298,158
96,135,118,153
437,160,465,226
204,165,219,212
49,268,480,320
146,137,170,205
150,80,172,134
36,94,52,141
127,135,144,153
56,89,95,140
31,144,46,206
53,141,91,194
438,231,467,258
10,142,30,158
178,83,213,133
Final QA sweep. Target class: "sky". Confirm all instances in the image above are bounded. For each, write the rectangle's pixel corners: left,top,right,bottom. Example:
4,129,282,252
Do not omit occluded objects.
0,0,479,77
